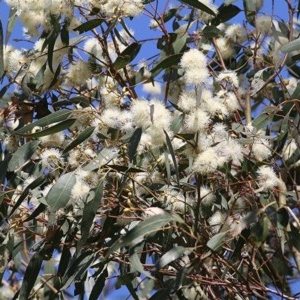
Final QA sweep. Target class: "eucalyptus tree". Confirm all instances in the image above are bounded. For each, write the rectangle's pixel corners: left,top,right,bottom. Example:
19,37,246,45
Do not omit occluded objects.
1,0,300,299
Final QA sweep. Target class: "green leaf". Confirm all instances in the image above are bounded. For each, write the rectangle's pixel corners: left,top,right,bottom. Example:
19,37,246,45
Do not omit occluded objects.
206,232,228,251
106,213,183,257
155,246,187,270
74,19,104,34
5,7,18,44
77,179,104,249
83,148,119,171
60,22,69,46
164,130,180,185
61,251,95,290
179,0,216,16
8,176,47,218
212,4,241,26
46,172,76,211
63,126,95,154
16,109,72,135
24,119,75,138
0,20,4,78
243,0,256,25
108,165,145,173
150,53,183,78
8,140,40,172
129,251,154,279
281,38,300,53
0,157,10,184
202,25,222,39
127,128,142,163
89,267,108,300
114,42,142,70
19,252,43,300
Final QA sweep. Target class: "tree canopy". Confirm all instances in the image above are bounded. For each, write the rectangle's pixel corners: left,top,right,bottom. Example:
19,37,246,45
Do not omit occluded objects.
1,0,300,299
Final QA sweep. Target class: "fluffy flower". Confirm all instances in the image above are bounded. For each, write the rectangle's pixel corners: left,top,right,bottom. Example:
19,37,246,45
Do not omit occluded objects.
215,38,235,60
200,186,216,206
251,138,272,161
197,0,218,23
208,211,225,233
257,166,279,190
217,71,239,88
40,148,63,169
225,24,247,44
177,90,198,112
255,15,272,35
65,60,92,87
180,49,209,85
184,108,210,133
70,180,90,203
216,90,240,114
193,147,223,174
142,81,162,95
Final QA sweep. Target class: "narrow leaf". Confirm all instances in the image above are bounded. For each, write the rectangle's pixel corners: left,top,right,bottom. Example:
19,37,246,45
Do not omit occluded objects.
46,172,76,211
8,176,47,218
180,0,216,16
63,126,95,154
151,53,183,78
156,246,187,270
106,213,183,257
23,119,75,138
114,42,141,70
127,128,142,162
5,7,18,44
78,179,104,249
8,140,40,172
74,19,104,34
212,4,241,25
164,130,180,185
16,109,72,135
89,267,108,300
281,38,300,53
0,20,4,78
19,252,43,299
206,232,228,251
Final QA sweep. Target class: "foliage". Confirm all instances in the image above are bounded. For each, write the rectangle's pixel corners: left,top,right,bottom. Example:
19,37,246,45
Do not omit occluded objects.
1,0,300,299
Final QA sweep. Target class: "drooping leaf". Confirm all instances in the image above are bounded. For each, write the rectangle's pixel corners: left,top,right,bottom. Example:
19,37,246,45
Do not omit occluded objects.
114,42,142,70
8,140,40,172
179,0,216,16
5,7,18,44
211,4,241,25
46,171,76,211
281,38,300,53
243,0,256,25
129,250,154,279
206,232,228,251
202,25,222,39
74,19,104,34
127,127,142,163
150,53,183,78
24,119,75,138
8,176,47,218
63,126,95,154
16,109,72,135
19,252,43,300
155,246,187,270
0,20,4,78
164,130,180,185
77,179,104,249
106,213,183,257
89,266,108,300
61,251,95,290
83,148,119,171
